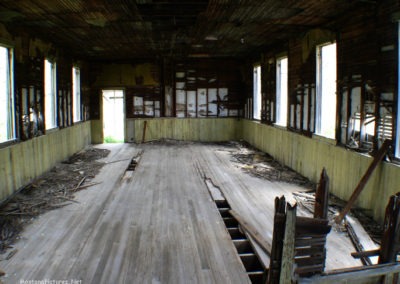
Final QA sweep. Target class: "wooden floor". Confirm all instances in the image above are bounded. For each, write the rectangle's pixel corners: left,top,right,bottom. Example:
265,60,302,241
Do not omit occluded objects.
1,142,361,283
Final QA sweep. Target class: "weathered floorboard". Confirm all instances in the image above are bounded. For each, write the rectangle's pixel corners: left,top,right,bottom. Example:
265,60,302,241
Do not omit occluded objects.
1,143,250,283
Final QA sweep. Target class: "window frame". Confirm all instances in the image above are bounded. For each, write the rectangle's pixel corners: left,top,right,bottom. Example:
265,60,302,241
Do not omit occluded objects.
72,66,81,123
315,42,337,140
276,56,288,127
44,58,58,130
396,22,400,158
253,64,262,120
0,44,15,144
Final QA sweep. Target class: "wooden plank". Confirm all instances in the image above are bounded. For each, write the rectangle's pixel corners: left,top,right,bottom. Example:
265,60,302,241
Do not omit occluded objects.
345,215,379,265
229,210,272,255
275,214,331,235
192,143,363,271
279,203,296,283
204,177,225,201
295,238,327,247
295,246,326,257
380,193,400,264
295,264,324,275
314,168,329,219
245,232,271,269
351,249,380,258
335,139,392,224
1,143,251,283
298,263,400,284
141,120,147,143
295,256,325,266
267,196,287,284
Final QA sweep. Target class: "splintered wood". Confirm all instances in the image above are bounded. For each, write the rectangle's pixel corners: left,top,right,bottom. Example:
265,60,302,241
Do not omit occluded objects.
268,196,332,283
0,146,109,254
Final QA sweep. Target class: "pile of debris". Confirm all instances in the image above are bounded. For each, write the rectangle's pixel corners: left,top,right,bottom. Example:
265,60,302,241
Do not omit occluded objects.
0,146,109,254
228,141,314,188
293,191,383,249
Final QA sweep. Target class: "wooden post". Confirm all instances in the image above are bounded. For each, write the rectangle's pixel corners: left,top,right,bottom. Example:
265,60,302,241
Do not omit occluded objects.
335,139,392,224
141,120,147,143
314,168,329,219
267,196,287,284
379,193,400,264
279,203,297,284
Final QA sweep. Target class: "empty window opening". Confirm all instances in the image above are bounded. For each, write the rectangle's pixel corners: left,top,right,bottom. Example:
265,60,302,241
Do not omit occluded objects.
396,22,400,158
276,57,288,126
102,89,125,143
253,65,262,120
0,45,14,143
45,59,57,130
72,66,81,122
316,42,337,139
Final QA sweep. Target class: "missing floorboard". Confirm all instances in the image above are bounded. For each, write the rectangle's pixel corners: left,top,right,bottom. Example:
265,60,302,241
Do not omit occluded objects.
125,151,143,172
204,176,266,283
215,197,266,283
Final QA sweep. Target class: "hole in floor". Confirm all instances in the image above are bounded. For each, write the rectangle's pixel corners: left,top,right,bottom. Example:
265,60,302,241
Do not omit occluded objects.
205,177,266,284
126,151,143,172
216,199,266,283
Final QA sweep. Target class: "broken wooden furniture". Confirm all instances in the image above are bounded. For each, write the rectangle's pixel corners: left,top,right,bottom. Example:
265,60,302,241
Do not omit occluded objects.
300,193,400,283
348,192,400,282
267,196,332,283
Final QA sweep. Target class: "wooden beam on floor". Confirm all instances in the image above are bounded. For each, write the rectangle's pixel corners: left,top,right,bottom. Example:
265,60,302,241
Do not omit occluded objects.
299,263,400,284
335,139,391,224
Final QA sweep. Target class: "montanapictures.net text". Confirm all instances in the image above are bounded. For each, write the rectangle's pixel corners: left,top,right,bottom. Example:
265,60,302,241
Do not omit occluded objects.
20,280,82,284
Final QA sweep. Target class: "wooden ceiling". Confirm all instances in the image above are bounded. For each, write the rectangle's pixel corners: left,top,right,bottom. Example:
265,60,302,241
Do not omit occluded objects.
0,0,374,60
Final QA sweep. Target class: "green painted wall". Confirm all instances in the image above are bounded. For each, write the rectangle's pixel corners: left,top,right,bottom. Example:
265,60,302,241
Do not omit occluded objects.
0,122,91,203
128,118,242,143
241,119,400,223
91,120,103,144
8,116,397,223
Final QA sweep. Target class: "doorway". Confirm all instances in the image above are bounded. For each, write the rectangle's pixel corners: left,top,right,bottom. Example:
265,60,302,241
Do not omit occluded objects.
102,89,124,143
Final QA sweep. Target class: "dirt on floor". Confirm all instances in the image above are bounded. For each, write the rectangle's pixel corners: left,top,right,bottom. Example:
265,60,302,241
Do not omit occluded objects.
225,140,383,246
0,146,110,256
225,141,315,188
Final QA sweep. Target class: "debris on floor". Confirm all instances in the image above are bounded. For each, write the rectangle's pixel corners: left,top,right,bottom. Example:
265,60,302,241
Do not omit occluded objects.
224,141,383,262
0,146,110,254
293,191,383,255
224,141,314,188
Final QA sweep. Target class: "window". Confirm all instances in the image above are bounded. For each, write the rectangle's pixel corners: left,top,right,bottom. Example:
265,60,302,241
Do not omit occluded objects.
44,59,57,129
397,22,400,158
72,66,81,122
276,57,288,126
0,45,15,143
316,42,337,139
253,65,262,120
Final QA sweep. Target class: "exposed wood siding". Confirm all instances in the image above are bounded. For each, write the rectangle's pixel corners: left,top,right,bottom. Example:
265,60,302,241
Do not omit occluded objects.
241,119,400,223
127,118,241,143
0,122,91,203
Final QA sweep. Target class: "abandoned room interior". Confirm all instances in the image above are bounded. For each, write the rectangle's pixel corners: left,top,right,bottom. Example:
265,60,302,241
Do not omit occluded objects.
1,0,400,283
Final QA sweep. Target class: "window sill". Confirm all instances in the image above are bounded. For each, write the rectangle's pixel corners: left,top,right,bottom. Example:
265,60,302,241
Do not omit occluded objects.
274,123,287,130
45,127,59,134
0,138,19,149
312,134,337,146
